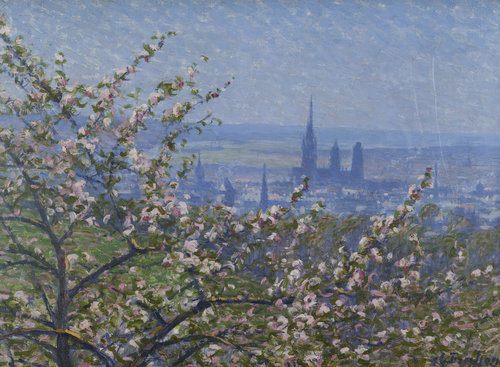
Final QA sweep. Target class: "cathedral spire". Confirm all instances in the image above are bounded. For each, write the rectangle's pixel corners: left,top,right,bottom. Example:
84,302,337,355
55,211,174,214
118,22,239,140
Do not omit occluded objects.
301,96,317,176
223,178,235,207
434,162,439,198
259,164,268,211
195,152,205,183
308,95,313,128
305,96,314,143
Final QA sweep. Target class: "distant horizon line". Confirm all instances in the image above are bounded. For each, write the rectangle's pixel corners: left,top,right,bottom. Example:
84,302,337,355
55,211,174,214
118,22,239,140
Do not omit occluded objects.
1,114,498,138
217,121,500,137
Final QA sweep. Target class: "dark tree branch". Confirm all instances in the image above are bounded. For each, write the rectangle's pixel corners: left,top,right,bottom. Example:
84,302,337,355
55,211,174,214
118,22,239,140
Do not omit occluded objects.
23,335,57,356
7,152,60,251
134,299,167,326
70,340,115,367
1,340,15,367
0,259,53,273
131,295,291,366
172,341,208,366
0,328,114,367
210,295,294,307
188,265,206,301
0,306,54,329
0,220,56,275
38,285,56,324
161,329,268,366
68,249,138,298
0,216,47,231
1,34,78,127
58,222,75,248
131,301,211,367
13,360,48,367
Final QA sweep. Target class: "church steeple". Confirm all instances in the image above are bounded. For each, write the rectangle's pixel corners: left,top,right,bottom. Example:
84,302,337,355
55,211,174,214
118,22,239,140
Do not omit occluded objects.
223,178,235,207
259,164,268,211
308,95,313,129
434,162,439,198
301,96,317,176
195,152,205,184
329,140,340,175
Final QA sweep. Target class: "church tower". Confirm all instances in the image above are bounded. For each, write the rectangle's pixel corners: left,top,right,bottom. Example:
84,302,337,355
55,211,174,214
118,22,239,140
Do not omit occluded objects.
259,164,268,211
223,178,236,207
329,140,341,176
301,96,317,177
434,162,439,198
351,142,364,180
194,152,205,184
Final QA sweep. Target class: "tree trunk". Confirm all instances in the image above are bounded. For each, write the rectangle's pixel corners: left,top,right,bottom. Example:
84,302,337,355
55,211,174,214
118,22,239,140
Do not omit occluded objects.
56,334,72,367
55,254,73,367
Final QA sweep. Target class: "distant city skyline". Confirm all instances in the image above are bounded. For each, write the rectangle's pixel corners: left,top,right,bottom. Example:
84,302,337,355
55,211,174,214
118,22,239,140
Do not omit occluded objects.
1,0,499,135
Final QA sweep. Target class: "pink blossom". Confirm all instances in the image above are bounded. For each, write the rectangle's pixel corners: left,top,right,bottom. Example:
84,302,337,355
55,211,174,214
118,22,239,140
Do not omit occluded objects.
453,311,464,318
454,322,474,329
183,239,198,252
0,25,11,36
57,78,68,87
60,94,74,107
432,312,442,322
471,269,482,278
316,303,330,316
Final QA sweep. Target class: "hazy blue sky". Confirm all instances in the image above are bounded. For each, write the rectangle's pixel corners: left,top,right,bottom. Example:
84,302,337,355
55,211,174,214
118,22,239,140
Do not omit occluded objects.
2,0,499,134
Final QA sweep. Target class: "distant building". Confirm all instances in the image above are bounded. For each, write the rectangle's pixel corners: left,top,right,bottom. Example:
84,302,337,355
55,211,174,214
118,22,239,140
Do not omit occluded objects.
223,178,236,206
434,162,439,198
329,140,341,176
300,96,318,178
259,164,268,211
473,181,485,196
465,155,472,168
351,142,364,180
184,153,217,206
292,97,365,185
195,152,205,184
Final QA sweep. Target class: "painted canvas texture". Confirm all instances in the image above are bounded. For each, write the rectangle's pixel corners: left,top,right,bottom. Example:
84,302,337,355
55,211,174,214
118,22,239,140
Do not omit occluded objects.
0,1,498,366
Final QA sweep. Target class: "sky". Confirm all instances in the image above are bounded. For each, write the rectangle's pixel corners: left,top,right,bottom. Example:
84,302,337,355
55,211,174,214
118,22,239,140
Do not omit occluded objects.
1,0,499,135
